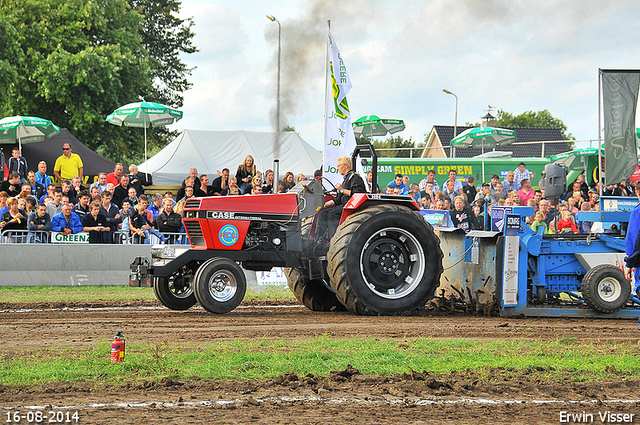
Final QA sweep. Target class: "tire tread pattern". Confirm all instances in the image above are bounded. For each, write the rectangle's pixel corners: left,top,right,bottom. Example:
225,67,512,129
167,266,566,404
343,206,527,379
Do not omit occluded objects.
284,267,346,311
283,219,346,312
326,204,443,315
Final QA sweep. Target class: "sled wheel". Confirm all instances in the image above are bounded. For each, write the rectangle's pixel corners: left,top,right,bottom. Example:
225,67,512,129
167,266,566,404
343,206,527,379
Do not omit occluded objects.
582,264,631,313
534,286,546,304
285,267,346,311
327,204,443,315
194,257,246,314
153,266,196,311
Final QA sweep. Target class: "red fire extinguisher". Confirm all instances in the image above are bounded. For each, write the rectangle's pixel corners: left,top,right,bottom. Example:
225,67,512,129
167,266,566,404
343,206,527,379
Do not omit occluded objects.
111,331,125,364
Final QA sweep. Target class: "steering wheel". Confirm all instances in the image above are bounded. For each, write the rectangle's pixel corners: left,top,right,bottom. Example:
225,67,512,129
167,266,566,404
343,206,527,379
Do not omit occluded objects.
321,177,338,196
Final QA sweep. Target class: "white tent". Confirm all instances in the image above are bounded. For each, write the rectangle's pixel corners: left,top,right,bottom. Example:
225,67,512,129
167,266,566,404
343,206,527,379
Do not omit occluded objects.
138,129,323,185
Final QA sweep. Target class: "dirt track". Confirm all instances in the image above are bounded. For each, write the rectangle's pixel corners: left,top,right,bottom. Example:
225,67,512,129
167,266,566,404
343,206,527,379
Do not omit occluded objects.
1,299,639,424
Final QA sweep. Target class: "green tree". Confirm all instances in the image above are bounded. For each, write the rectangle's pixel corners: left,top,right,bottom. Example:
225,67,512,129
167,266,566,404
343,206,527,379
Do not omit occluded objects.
126,0,197,164
0,0,196,163
372,136,424,158
131,0,197,107
0,18,23,109
496,109,575,141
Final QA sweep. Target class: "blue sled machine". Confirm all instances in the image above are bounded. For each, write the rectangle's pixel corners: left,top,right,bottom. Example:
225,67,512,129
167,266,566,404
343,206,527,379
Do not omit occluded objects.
434,199,640,319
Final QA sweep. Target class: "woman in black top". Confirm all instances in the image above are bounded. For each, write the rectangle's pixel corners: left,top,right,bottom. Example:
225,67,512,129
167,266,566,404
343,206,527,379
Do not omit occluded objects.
282,171,295,192
0,197,28,233
262,169,274,194
236,155,257,194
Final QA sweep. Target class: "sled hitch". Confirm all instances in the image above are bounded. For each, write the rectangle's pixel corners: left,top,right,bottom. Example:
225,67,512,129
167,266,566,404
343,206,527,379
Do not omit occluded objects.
130,256,152,287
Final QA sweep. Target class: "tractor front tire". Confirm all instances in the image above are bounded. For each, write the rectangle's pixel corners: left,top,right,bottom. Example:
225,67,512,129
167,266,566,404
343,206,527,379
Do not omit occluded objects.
194,258,246,314
327,204,443,315
285,268,346,312
153,266,197,311
582,264,631,313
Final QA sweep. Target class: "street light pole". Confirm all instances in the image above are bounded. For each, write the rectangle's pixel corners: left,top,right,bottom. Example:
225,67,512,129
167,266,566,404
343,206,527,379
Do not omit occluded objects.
266,15,281,145
443,89,458,158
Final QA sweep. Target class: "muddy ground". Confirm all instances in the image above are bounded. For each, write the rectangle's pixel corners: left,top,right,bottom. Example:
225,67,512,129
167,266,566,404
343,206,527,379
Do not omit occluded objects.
1,298,639,424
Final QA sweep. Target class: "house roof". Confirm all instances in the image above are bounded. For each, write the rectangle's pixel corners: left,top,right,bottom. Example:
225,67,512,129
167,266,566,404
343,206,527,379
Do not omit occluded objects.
432,125,571,158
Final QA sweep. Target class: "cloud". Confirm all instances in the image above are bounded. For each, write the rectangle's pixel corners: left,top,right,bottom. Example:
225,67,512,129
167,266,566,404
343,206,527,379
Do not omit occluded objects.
174,0,640,151
180,3,248,63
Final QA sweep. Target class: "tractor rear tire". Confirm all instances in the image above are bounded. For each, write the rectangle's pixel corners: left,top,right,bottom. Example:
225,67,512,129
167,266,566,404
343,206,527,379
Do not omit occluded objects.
582,264,631,313
153,267,197,311
194,258,246,314
285,268,347,312
327,204,443,315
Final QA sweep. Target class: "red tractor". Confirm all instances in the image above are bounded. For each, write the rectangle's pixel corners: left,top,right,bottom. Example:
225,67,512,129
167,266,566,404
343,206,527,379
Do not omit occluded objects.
130,146,443,315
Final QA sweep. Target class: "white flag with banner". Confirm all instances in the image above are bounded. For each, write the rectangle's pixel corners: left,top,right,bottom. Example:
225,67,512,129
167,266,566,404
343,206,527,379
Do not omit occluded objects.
601,70,640,186
323,26,356,186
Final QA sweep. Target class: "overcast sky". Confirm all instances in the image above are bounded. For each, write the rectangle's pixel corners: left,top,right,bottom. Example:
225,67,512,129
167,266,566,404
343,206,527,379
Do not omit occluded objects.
170,0,640,153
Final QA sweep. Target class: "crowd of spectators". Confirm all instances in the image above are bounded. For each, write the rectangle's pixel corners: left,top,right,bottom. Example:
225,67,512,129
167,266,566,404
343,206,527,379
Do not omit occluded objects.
0,151,309,244
382,161,636,235
2,146,635,243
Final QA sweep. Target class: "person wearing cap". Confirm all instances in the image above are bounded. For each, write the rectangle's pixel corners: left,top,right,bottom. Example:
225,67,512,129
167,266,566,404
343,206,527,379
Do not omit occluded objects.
473,183,496,207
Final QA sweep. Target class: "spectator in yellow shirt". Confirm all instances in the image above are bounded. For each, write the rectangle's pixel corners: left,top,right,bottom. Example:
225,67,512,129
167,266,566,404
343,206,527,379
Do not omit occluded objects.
54,144,83,182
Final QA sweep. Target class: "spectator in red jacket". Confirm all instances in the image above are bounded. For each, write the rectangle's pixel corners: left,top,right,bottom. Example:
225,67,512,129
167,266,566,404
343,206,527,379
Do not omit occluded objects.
106,163,125,186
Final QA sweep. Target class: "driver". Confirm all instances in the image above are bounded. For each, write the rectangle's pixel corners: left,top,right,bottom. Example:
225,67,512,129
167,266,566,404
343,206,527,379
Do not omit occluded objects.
316,156,366,240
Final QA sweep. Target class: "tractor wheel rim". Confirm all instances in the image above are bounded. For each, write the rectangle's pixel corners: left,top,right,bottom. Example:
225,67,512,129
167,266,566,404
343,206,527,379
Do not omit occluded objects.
359,227,425,300
169,274,193,299
208,270,237,302
597,277,621,301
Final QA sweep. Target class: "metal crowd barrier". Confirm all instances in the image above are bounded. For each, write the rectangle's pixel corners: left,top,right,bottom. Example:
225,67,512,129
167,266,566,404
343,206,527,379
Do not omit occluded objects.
0,230,39,244
122,230,190,245
0,229,189,245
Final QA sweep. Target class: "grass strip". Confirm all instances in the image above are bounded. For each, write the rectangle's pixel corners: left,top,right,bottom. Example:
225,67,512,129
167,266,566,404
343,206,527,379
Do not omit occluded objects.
0,285,293,302
1,336,638,387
